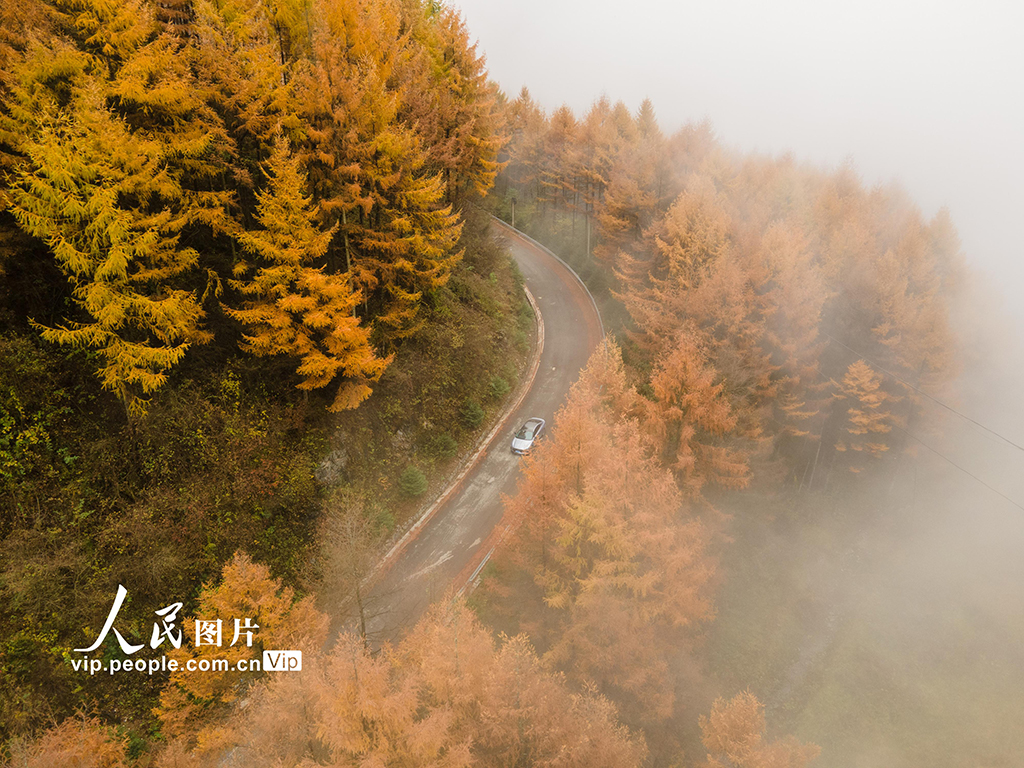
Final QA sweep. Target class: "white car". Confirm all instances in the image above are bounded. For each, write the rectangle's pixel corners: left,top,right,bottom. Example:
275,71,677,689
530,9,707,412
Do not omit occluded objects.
511,417,545,455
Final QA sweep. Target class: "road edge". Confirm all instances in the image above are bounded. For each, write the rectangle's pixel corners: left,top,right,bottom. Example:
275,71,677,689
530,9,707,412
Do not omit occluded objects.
365,283,546,585
490,216,605,338
453,220,607,595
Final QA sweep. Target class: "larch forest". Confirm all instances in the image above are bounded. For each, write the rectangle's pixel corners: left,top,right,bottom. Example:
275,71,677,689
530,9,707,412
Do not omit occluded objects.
0,1,1000,767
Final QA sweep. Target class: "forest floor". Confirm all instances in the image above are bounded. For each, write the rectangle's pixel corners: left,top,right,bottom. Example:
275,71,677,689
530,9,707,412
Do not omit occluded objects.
0,208,539,748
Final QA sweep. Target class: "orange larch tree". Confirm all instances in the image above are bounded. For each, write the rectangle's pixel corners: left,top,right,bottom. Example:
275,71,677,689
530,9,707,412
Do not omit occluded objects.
754,222,828,426
573,96,618,252
697,691,820,768
404,2,504,206
502,86,547,209
832,359,899,473
490,342,716,732
537,104,580,221
5,714,129,768
644,323,747,494
158,594,648,768
616,175,734,360
155,552,328,742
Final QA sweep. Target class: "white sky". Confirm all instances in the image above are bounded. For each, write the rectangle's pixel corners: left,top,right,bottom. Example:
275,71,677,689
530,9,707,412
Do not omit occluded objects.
454,0,1024,320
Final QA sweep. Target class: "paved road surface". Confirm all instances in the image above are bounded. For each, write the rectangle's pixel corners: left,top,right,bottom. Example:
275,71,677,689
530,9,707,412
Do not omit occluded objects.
345,221,603,646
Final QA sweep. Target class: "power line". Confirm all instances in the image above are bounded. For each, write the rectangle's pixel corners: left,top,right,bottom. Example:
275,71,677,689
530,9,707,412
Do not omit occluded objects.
888,421,1024,512
823,332,1024,456
764,407,1024,511
768,338,1024,509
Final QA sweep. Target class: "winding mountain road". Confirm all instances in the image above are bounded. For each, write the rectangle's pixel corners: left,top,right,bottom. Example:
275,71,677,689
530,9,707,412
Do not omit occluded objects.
350,220,603,646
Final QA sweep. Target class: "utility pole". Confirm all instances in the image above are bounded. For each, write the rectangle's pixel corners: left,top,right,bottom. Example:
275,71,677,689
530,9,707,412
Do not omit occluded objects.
586,208,591,258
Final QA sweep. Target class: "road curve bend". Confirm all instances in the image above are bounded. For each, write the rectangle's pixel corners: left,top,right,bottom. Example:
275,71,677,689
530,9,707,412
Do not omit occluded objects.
353,221,604,645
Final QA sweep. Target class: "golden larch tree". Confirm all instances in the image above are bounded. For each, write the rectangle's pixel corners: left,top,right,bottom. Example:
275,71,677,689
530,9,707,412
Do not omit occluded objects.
8,71,208,416
226,134,388,410
293,0,463,340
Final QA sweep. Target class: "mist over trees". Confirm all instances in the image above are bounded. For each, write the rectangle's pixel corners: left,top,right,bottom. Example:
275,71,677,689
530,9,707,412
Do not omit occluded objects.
0,1,981,766
497,88,962,488
474,89,967,762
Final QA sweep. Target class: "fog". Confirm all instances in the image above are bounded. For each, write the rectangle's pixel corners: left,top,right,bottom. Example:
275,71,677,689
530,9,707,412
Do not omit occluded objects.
452,1,1024,762
455,0,1024,322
